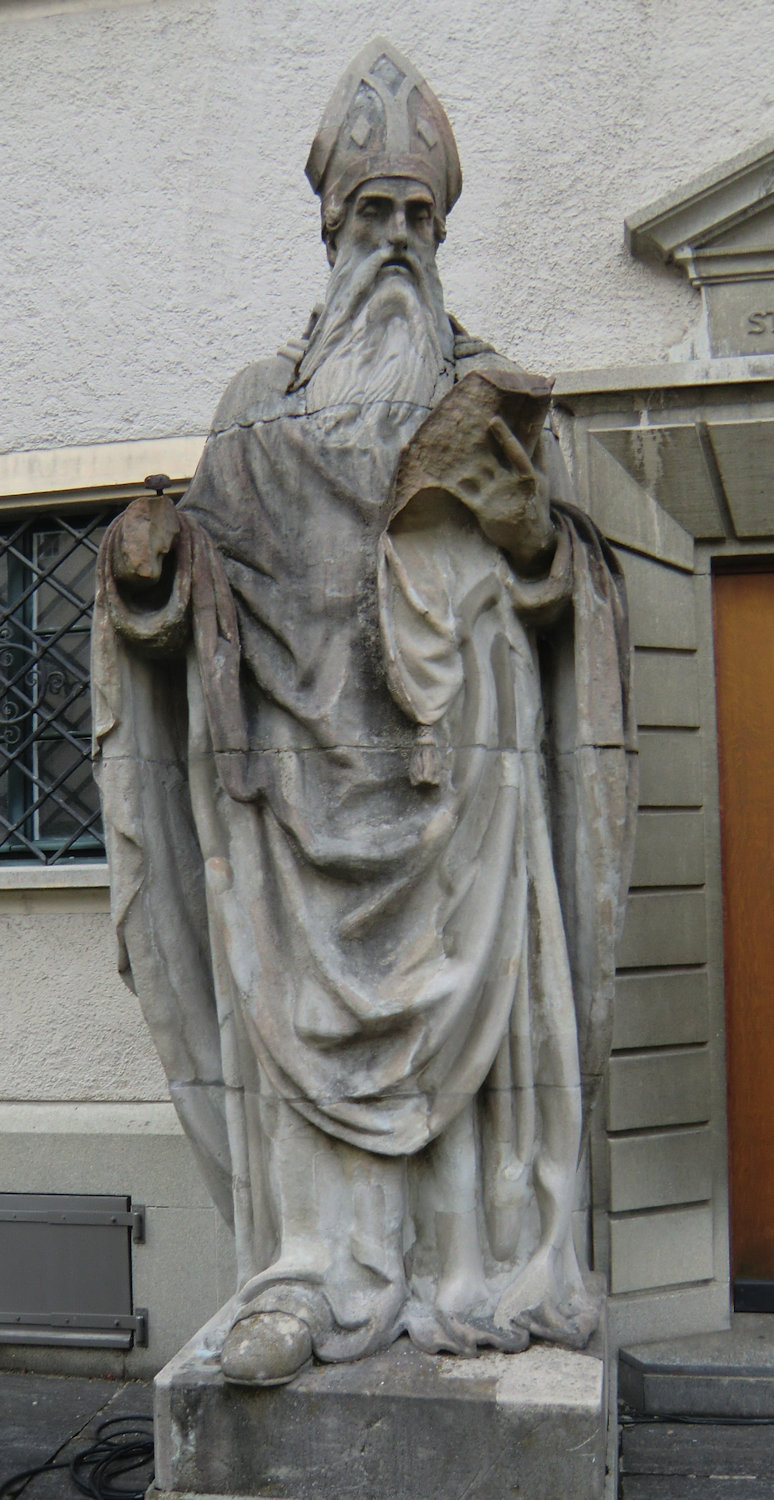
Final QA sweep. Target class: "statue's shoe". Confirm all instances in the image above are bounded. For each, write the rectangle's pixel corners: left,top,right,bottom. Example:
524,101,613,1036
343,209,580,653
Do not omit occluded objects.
220,1310,313,1386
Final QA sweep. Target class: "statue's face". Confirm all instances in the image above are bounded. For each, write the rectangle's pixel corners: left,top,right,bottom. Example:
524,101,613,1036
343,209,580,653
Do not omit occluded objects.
303,171,450,417
332,176,438,273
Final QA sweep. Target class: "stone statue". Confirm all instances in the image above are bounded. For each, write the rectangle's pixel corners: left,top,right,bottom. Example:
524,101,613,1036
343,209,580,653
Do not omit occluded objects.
91,39,636,1388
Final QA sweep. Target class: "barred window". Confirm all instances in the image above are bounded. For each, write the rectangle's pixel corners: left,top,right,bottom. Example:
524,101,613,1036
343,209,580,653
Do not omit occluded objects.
0,510,116,863
0,438,199,867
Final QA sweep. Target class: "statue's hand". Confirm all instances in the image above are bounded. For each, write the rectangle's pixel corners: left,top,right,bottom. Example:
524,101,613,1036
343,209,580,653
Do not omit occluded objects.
471,416,556,576
113,494,181,592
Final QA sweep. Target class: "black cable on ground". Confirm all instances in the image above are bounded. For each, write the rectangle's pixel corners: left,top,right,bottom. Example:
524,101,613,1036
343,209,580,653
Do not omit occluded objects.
621,1409,774,1427
0,1414,154,1500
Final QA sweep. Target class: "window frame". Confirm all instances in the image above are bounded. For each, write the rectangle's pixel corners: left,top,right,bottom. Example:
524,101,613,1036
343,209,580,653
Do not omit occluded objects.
0,435,204,875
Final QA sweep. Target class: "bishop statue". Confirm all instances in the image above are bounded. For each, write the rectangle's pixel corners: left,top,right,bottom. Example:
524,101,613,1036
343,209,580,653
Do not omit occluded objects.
92,39,636,1387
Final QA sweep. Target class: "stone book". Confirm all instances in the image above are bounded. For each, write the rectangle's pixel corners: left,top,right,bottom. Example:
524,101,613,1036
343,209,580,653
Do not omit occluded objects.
390,366,554,519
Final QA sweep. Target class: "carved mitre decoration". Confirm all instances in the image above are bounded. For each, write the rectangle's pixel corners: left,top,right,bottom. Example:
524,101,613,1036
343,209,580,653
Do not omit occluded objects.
305,37,462,235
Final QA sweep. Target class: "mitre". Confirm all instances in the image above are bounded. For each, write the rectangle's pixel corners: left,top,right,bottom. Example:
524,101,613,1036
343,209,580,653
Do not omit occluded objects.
306,38,462,231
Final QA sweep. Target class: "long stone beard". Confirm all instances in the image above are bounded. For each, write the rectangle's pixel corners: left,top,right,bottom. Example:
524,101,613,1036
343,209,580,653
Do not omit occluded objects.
300,246,454,442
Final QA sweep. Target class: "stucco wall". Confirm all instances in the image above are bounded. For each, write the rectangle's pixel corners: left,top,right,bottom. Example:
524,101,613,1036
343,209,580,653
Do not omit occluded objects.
2,0,774,454
1,892,167,1101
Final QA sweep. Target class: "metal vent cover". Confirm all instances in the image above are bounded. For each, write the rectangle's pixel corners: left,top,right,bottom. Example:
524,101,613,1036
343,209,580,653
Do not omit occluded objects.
0,1192,147,1348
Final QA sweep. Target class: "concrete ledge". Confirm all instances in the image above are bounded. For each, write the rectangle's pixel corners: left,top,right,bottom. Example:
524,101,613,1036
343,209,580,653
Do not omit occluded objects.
554,355,774,399
0,862,109,889
0,1101,181,1135
154,1305,607,1500
0,435,204,504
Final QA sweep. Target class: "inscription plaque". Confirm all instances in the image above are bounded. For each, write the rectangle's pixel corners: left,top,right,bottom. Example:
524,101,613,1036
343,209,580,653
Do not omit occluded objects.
705,282,774,358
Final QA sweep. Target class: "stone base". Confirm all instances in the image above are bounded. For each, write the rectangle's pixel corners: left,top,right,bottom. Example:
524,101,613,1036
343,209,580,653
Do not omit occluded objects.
152,1301,607,1500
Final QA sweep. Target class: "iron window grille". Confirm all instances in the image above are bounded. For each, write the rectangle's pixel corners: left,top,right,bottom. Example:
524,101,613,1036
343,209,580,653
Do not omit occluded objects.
0,509,117,863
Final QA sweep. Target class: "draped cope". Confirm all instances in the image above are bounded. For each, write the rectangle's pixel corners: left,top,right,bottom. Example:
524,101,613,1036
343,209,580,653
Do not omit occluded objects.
92,348,637,1354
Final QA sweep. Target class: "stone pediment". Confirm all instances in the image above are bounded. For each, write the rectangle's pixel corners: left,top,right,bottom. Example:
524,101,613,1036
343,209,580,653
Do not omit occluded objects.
626,138,774,355
626,137,774,282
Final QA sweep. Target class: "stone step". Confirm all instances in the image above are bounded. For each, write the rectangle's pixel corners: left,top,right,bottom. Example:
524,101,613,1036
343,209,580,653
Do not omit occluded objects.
621,1478,774,1498
621,1418,774,1475
620,1315,774,1418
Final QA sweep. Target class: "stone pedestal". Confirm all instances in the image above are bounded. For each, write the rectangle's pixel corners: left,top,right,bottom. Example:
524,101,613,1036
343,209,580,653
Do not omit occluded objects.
151,1303,607,1500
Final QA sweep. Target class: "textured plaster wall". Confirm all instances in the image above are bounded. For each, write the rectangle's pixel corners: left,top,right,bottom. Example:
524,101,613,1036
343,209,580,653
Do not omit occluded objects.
2,0,774,454
1,903,168,1101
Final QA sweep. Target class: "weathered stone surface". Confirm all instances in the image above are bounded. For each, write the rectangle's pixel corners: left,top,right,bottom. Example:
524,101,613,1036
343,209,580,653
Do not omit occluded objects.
617,892,707,970
705,281,774,362
630,809,705,888
633,650,700,728
637,730,702,808
618,1319,774,1496
91,37,636,1391
620,1315,774,1417
585,431,697,569
612,970,709,1050
621,1478,774,1498
626,135,774,364
593,425,727,539
707,417,774,535
621,550,697,651
153,1307,606,1500
610,1205,714,1295
608,1048,710,1132
609,1128,712,1214
621,1419,774,1476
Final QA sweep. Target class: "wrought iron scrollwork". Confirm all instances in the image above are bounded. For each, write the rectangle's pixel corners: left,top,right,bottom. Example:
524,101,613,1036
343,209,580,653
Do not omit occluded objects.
0,633,82,750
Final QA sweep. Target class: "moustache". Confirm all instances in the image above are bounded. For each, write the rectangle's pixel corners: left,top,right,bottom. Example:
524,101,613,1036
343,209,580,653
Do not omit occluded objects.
339,245,432,313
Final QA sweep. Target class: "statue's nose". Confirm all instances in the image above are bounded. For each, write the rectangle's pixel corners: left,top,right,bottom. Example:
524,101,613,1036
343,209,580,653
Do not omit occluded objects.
388,210,408,250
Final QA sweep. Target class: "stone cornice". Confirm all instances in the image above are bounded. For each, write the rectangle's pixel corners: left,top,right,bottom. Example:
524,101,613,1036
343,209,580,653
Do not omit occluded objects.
626,137,774,286
0,433,205,513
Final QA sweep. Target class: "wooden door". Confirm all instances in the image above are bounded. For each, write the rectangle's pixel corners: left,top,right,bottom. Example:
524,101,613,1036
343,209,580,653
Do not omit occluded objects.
714,569,774,1297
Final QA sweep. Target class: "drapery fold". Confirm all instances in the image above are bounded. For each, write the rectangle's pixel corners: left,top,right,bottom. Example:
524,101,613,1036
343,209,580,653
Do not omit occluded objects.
92,365,636,1352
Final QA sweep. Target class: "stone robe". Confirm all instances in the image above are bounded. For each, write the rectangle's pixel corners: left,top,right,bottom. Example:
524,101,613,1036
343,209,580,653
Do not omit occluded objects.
91,333,637,1357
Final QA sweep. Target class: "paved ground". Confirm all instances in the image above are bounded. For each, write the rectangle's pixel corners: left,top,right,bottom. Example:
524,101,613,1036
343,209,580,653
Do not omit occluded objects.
1,1372,153,1498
